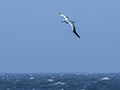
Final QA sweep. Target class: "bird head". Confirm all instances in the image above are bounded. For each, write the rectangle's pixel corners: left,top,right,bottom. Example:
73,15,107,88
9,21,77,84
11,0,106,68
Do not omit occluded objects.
58,13,61,15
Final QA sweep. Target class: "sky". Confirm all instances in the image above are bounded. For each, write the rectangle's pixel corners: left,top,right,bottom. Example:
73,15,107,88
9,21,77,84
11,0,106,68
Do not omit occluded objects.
0,0,120,73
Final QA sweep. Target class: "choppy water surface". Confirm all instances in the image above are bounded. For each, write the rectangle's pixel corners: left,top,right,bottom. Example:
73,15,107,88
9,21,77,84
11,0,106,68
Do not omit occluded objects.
0,73,120,90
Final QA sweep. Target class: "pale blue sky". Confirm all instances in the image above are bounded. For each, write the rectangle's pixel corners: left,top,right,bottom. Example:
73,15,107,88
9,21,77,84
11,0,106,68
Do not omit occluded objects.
0,0,120,73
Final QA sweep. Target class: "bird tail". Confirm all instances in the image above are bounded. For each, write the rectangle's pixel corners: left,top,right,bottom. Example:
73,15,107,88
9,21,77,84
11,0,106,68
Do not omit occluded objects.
72,21,76,23
70,20,76,23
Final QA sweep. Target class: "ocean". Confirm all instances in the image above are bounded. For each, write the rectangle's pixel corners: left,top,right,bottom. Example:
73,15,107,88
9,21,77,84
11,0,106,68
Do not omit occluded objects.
0,73,120,90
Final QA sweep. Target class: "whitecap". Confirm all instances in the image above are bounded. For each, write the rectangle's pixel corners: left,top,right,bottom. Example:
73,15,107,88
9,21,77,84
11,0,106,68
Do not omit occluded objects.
60,73,64,76
81,89,85,90
48,79,53,82
54,82,65,85
30,77,34,80
60,89,64,90
101,77,110,80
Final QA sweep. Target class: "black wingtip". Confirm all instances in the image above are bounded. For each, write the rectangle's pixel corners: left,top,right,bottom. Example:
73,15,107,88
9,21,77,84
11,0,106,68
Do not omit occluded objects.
73,31,80,39
77,34,80,38
77,35,80,38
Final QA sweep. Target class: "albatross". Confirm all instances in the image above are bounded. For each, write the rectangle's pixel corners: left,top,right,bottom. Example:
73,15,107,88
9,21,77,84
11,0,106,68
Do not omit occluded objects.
58,13,80,38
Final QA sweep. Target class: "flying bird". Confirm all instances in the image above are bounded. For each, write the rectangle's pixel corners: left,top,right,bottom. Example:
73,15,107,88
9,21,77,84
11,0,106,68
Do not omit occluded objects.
58,13,80,38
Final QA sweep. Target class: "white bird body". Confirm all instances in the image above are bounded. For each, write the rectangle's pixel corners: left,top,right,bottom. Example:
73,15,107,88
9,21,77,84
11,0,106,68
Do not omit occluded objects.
58,13,80,38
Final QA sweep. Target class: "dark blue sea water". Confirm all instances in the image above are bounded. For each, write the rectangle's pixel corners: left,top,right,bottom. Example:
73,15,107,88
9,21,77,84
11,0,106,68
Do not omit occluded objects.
0,73,120,90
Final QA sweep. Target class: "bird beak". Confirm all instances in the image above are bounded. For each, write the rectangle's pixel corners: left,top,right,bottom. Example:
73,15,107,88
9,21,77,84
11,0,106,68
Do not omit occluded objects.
61,20,63,23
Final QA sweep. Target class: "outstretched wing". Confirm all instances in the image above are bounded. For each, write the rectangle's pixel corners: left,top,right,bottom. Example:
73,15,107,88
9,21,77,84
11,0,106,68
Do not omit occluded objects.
68,22,80,38
58,13,69,20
